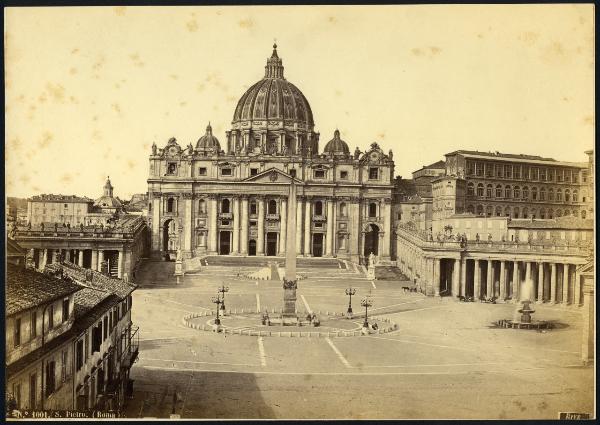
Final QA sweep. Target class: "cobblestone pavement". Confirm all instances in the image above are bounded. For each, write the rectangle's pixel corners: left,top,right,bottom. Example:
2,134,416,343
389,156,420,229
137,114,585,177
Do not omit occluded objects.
125,258,594,419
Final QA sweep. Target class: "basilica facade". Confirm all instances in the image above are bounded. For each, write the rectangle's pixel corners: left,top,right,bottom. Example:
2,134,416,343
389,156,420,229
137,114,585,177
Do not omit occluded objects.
147,45,395,263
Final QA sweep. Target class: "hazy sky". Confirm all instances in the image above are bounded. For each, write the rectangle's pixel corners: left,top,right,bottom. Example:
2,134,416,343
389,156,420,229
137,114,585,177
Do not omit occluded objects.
5,5,594,200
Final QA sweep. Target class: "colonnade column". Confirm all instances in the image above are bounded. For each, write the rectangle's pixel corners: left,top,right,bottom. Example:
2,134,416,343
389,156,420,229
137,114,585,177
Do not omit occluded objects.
452,259,460,297
279,198,287,255
296,197,304,255
562,264,570,305
523,261,532,301
232,197,240,254
257,197,265,256
550,263,557,303
473,259,481,299
240,196,248,255
433,258,440,296
40,249,48,271
65,250,71,262
460,258,467,297
537,262,545,303
98,250,104,272
575,269,582,306
91,250,98,271
304,198,311,256
78,250,84,267
117,250,123,278
499,261,506,301
325,199,334,257
512,261,519,303
209,196,218,254
486,260,493,298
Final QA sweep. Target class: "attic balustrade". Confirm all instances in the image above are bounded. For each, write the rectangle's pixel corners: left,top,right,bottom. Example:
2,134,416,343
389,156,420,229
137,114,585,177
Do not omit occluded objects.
395,223,593,256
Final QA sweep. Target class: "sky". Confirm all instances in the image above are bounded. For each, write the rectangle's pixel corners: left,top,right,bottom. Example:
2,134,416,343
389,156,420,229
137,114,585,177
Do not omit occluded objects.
5,5,594,200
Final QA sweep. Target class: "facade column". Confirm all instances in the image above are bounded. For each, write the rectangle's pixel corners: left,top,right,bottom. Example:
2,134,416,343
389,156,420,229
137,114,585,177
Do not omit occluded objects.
499,261,506,301
536,262,545,303
279,198,287,255
240,196,248,255
117,250,123,278
232,197,240,254
562,264,570,305
151,194,161,252
209,196,218,254
304,198,311,256
486,260,493,298
78,250,84,267
325,199,334,256
382,199,391,259
473,259,481,299
452,259,460,297
184,195,192,254
40,249,48,271
581,280,594,365
511,261,519,303
296,197,304,255
550,263,557,303
433,258,441,296
460,258,467,297
97,250,104,272
257,197,265,255
91,250,98,271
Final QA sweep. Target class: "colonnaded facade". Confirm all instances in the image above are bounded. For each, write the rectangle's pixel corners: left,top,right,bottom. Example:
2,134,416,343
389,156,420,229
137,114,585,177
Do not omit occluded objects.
147,45,394,264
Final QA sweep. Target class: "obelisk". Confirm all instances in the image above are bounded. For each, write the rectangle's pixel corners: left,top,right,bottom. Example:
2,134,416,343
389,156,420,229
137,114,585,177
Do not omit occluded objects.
282,179,297,318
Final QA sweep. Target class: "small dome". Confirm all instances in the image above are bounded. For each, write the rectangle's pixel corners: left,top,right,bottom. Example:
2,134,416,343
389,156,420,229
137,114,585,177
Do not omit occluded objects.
196,123,221,151
323,129,350,157
94,196,122,208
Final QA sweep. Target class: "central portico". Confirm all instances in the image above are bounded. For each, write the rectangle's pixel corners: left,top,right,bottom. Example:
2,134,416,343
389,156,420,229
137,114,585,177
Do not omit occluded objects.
147,45,395,263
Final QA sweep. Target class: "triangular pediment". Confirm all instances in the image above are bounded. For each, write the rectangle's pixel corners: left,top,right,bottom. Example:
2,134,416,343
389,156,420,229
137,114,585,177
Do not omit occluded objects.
242,168,303,184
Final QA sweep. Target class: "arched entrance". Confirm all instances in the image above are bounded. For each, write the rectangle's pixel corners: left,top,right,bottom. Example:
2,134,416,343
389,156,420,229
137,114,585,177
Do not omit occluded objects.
219,231,231,255
363,223,379,258
266,232,278,256
162,219,177,259
248,239,257,256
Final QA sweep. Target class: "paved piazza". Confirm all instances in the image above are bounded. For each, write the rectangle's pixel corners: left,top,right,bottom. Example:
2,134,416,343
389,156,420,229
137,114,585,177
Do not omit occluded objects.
125,257,593,419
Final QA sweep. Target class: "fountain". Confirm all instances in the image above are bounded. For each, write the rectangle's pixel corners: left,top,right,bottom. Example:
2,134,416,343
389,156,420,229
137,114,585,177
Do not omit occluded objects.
497,280,553,329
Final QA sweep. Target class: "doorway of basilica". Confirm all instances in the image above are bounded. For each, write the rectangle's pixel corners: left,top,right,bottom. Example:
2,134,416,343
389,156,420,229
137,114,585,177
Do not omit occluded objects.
364,224,379,258
162,219,177,257
248,239,257,256
219,231,231,255
266,232,278,256
312,233,324,257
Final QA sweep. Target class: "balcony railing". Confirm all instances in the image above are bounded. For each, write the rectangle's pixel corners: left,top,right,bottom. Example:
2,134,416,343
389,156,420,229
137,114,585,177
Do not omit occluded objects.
312,215,327,222
266,213,280,220
219,212,233,219
120,325,139,369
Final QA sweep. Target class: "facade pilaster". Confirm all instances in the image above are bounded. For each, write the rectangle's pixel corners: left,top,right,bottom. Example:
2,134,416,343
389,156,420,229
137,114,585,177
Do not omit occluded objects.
257,197,265,255
240,196,249,255
326,199,334,256
232,197,240,254
184,194,193,253
304,198,311,256
296,197,304,254
209,196,218,254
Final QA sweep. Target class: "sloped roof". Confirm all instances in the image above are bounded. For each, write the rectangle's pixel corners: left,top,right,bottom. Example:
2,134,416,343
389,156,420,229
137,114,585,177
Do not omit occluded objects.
6,263,83,316
7,238,26,257
508,217,593,230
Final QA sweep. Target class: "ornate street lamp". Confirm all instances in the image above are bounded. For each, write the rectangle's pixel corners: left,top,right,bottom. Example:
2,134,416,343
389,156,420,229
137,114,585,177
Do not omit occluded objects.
211,295,222,325
361,297,373,328
345,287,357,314
218,284,230,311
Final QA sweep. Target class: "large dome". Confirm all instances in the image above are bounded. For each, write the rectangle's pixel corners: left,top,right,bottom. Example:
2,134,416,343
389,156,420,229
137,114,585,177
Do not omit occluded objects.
232,44,314,131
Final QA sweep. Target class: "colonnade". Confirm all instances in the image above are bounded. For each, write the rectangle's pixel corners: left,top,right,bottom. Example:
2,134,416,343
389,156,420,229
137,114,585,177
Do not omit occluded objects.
32,247,125,278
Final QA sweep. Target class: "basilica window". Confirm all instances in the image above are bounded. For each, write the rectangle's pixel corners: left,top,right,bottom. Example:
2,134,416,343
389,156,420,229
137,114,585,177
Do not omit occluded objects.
221,168,232,176
475,163,484,177
368,202,377,218
582,210,587,219
557,169,564,182
167,198,175,213
564,189,570,203
314,201,324,216
522,186,529,199
466,161,474,175
504,185,511,199
250,168,259,176
522,208,529,218
199,167,207,176
540,188,546,201
289,169,297,178
485,164,493,178
540,209,546,219
513,186,520,199
369,168,379,180
504,164,512,179
572,190,578,202
486,206,493,217
495,165,503,178
548,188,554,201
268,200,277,214
531,168,539,180
582,171,588,183
572,172,578,183
167,163,177,175
340,171,348,180
221,199,230,213
532,187,538,201
495,206,502,216
495,185,503,198
556,189,563,202
514,166,521,179
466,205,475,214
339,203,348,217
476,205,484,216
476,183,484,197
314,169,325,179
486,184,493,198
198,199,206,214
540,168,546,181
250,201,257,215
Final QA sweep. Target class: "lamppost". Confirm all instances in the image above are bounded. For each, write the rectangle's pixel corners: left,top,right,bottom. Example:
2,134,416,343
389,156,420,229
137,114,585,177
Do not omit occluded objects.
361,296,373,328
345,287,356,314
218,284,230,312
211,295,222,325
